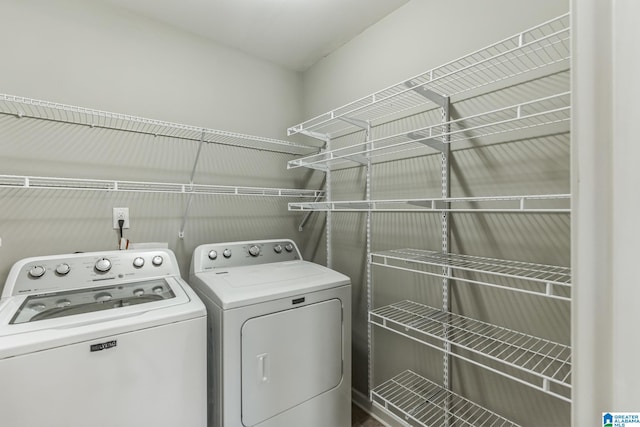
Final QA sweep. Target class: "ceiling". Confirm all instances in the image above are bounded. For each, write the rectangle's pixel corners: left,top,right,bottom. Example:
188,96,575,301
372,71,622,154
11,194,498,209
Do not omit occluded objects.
99,0,409,72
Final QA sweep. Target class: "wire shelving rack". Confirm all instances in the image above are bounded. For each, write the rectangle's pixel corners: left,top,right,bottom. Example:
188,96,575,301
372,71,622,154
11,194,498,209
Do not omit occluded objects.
371,370,521,427
288,13,570,139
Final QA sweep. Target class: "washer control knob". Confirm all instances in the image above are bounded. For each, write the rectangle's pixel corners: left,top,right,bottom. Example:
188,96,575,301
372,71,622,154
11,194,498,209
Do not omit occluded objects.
223,249,232,258
55,263,71,276
95,292,112,302
284,243,294,253
95,258,112,273
28,265,46,278
152,256,163,266
208,250,218,260
273,244,283,254
248,245,260,257
133,257,145,268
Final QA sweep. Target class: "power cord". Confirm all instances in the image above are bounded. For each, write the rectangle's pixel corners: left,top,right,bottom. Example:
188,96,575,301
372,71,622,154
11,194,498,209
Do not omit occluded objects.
118,219,125,241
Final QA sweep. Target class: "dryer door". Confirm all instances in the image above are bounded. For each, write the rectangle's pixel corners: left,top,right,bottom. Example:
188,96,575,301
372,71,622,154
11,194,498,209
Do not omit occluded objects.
241,298,343,426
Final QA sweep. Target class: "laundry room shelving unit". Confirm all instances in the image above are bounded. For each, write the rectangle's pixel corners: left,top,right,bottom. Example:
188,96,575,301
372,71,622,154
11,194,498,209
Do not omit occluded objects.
0,94,321,238
287,13,570,426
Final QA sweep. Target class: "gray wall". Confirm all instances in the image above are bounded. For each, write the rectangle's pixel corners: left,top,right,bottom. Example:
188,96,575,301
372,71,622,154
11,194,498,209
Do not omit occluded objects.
300,1,570,426
0,0,311,286
572,1,640,426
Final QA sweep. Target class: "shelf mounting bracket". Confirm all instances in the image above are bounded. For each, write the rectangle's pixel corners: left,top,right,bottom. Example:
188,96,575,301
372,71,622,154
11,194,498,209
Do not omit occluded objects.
338,116,370,130
407,131,447,152
404,80,449,108
179,130,206,239
299,129,330,143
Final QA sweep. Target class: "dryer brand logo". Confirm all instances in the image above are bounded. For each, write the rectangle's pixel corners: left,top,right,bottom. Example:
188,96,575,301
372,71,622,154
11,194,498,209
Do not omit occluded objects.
90,340,117,352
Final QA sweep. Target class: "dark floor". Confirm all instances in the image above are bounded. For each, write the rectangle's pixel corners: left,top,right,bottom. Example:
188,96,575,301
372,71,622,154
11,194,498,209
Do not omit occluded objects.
352,403,385,427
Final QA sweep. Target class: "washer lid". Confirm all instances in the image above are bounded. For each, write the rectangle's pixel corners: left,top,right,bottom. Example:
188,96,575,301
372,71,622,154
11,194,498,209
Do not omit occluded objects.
9,278,176,325
191,260,350,309
0,276,197,338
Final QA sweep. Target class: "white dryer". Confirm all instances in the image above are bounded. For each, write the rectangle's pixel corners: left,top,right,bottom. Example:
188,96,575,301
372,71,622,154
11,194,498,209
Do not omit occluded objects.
189,239,351,427
0,249,207,427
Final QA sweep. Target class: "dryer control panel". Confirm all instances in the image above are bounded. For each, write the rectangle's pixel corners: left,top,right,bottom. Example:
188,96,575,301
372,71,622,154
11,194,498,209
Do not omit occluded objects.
3,249,180,297
192,239,301,272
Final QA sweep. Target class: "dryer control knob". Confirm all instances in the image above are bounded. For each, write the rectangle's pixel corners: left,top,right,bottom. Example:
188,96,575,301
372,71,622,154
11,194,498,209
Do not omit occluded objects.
95,258,112,273
223,249,232,258
273,244,282,254
248,245,260,257
208,250,218,260
133,257,145,268
55,263,71,275
284,243,294,252
152,255,163,266
28,265,46,278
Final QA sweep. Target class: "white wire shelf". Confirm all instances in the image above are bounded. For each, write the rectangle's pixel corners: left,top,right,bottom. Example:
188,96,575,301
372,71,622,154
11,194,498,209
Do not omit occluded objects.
288,13,570,138
288,93,570,171
370,249,571,301
0,93,317,156
0,175,324,198
289,194,570,213
371,370,521,427
370,300,571,401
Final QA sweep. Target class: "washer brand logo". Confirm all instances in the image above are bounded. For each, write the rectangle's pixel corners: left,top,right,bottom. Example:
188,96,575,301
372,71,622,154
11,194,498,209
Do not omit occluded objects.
90,340,117,352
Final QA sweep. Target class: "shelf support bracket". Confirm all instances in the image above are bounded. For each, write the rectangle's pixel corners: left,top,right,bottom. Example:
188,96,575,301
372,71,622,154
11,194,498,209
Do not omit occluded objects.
407,132,447,152
299,129,331,143
179,130,206,239
298,176,326,231
338,115,370,130
404,80,449,108
344,153,369,165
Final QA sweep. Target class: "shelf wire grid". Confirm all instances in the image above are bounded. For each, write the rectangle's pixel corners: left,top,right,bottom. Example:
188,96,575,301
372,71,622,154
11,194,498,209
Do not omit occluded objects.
370,249,571,300
370,300,571,401
0,94,317,155
0,175,325,198
371,370,521,427
288,13,570,138
287,93,570,171
289,193,570,213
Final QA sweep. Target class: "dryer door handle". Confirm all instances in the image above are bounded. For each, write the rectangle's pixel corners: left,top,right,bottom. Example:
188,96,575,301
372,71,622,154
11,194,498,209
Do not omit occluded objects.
257,353,269,383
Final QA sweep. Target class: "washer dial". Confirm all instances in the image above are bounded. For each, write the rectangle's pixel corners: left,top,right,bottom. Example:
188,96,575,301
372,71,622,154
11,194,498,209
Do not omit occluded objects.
133,257,145,268
208,250,218,260
95,258,112,273
284,243,294,253
223,249,232,258
273,244,283,254
55,263,71,275
248,245,260,257
152,255,163,266
28,265,46,278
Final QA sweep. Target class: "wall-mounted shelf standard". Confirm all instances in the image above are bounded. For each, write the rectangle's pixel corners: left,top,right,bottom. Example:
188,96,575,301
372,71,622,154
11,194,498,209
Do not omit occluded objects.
370,249,571,301
370,300,571,402
0,94,317,155
371,370,521,427
288,93,570,171
0,174,324,198
289,194,570,213
288,13,569,139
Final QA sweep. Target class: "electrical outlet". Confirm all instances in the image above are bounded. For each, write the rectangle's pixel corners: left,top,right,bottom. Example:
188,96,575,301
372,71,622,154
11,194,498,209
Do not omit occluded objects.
113,207,130,229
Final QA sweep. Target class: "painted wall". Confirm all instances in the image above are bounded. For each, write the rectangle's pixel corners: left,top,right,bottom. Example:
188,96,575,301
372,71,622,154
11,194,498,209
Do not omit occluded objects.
572,1,640,426
301,1,571,426
0,0,311,286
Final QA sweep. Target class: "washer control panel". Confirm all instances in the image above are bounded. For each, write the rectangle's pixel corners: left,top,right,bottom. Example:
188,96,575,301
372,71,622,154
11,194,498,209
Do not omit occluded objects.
4,249,180,297
193,239,301,271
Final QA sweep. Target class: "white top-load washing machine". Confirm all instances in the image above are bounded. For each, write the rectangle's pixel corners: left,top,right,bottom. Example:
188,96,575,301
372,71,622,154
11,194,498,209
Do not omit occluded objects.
0,249,207,427
189,239,351,427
